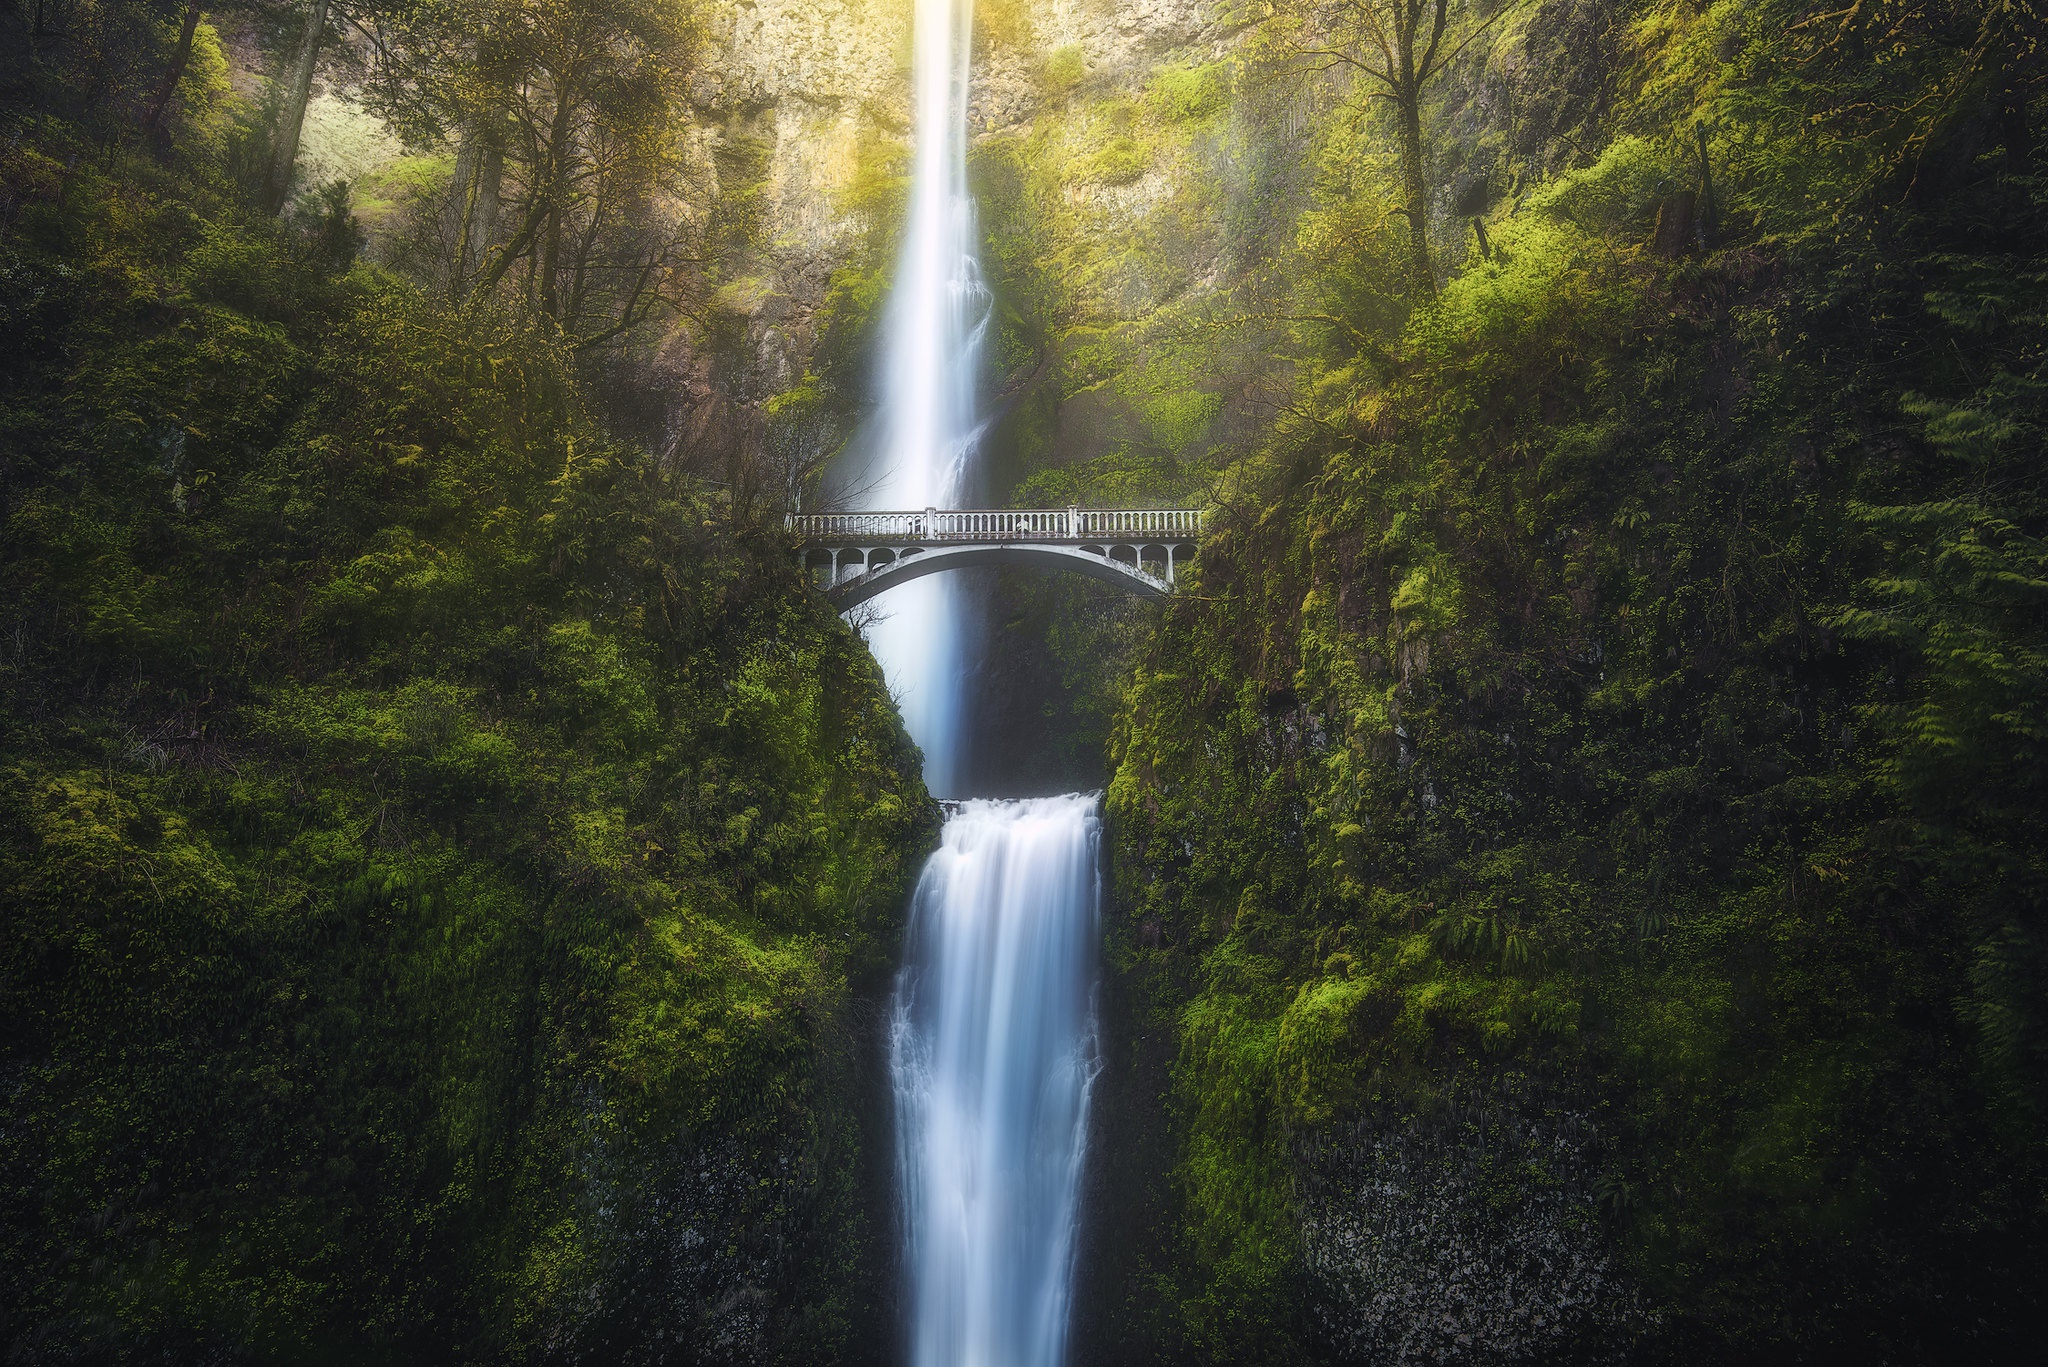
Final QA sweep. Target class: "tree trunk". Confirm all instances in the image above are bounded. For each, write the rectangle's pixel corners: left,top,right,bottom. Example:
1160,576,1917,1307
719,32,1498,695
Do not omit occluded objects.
1694,122,1718,246
472,135,502,266
265,0,330,213
566,210,602,329
474,185,549,298
539,211,561,319
451,124,505,297
1652,190,1697,258
1903,0,2011,207
143,0,205,138
1396,88,1435,297
2000,89,2032,173
443,130,481,279
536,95,576,321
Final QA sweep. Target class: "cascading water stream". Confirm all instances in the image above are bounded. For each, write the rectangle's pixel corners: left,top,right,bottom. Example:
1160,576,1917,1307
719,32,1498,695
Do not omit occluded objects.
849,2,1100,1364
854,0,991,800
890,798,1101,1367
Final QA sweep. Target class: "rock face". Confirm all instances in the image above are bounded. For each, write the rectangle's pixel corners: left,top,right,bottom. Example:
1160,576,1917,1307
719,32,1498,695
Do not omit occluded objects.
703,0,904,271
1295,1083,1647,1365
1028,0,1214,85
686,0,1234,414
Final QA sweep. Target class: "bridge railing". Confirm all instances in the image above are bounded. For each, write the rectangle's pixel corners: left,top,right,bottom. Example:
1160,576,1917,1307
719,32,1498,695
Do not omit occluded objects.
1070,508,1204,538
786,507,1205,543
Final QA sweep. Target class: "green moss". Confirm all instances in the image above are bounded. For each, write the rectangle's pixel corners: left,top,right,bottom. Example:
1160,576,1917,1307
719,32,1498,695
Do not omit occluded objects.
1147,62,1231,124
0,129,935,1359
1092,1,2048,1356
1043,45,1087,97
1524,134,1686,235
351,151,455,229
1079,134,1152,187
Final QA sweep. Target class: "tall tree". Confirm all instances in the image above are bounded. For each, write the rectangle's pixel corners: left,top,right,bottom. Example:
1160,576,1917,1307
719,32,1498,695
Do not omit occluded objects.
443,115,506,294
141,0,206,138
1303,0,1511,297
366,0,706,346
266,0,331,212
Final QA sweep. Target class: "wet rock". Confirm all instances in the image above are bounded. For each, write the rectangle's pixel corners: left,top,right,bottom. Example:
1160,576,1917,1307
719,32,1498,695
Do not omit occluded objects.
1295,1078,1650,1364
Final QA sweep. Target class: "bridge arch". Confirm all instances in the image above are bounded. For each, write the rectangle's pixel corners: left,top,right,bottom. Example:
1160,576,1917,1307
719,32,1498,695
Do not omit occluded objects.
826,543,1173,609
790,507,1205,610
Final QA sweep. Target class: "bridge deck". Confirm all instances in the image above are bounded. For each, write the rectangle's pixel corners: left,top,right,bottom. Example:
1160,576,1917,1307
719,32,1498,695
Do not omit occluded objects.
788,507,1206,606
786,507,1204,545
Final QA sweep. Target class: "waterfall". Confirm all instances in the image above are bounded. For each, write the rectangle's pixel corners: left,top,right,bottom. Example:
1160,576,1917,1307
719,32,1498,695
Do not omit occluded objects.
854,0,991,799
890,796,1102,1367
847,3,1099,1362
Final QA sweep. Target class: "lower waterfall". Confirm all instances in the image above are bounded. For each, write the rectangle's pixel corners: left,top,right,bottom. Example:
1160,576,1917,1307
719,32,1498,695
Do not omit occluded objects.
889,795,1102,1367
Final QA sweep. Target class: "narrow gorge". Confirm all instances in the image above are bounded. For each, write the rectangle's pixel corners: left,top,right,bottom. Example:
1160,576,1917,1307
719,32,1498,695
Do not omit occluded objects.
4,1,2047,1364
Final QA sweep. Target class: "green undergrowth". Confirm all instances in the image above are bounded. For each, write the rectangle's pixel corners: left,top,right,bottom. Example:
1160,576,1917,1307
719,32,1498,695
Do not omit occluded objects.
0,121,934,1361
1093,2,2048,1361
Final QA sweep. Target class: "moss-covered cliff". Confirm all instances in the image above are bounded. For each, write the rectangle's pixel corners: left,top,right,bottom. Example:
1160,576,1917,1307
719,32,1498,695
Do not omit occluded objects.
1069,1,2048,1362
0,61,934,1364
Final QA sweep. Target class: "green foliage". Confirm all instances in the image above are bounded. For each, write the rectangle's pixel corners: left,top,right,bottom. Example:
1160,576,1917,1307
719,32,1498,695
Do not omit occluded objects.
1044,45,1088,97
0,113,933,1361
1095,1,2048,1358
1523,135,1685,235
816,261,892,392
969,61,1238,472
1017,448,1204,508
1079,134,1154,187
1147,64,1232,125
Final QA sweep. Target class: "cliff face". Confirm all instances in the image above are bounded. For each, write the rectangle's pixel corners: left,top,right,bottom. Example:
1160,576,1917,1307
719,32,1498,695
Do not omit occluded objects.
687,0,1233,436
0,124,940,1364
687,0,901,405
1079,2,2048,1362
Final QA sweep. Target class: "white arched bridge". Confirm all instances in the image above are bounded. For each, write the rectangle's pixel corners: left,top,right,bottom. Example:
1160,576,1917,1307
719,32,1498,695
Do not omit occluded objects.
788,507,1205,608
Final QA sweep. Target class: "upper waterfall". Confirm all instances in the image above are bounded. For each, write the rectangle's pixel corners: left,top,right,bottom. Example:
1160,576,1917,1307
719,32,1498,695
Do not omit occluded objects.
853,0,992,799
